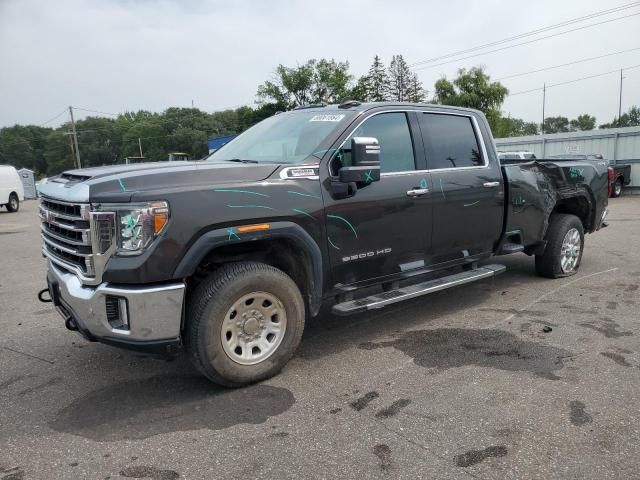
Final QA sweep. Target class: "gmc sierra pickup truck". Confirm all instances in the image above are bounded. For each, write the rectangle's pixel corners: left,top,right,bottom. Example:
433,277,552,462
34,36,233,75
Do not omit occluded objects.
38,102,609,386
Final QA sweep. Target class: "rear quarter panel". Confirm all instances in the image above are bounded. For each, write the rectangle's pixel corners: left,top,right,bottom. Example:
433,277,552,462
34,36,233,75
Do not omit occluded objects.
503,159,608,246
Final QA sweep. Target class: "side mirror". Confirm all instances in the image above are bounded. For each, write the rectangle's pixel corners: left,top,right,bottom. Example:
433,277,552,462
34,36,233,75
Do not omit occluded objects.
351,136,380,167
338,137,381,186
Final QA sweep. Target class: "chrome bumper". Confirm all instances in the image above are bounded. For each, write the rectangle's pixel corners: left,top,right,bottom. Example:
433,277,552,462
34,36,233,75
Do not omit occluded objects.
47,261,185,345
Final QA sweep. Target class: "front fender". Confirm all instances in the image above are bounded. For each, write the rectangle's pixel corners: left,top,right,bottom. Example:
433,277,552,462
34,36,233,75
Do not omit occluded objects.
173,221,324,316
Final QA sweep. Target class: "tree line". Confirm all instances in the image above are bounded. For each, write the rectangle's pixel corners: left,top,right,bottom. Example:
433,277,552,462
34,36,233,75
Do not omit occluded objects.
1,54,638,177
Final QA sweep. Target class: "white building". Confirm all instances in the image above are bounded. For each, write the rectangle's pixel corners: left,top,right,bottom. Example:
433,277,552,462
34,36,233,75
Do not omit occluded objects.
495,126,640,191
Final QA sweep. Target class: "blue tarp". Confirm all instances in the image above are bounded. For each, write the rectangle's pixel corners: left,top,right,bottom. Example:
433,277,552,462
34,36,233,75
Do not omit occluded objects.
207,134,237,152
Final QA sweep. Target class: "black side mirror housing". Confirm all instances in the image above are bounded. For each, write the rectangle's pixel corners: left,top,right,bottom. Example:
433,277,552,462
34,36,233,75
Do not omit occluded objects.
339,166,381,184
351,136,380,167
337,136,381,186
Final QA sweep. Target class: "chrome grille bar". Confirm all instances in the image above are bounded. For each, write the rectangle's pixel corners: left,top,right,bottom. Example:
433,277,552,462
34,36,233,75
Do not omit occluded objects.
40,196,116,285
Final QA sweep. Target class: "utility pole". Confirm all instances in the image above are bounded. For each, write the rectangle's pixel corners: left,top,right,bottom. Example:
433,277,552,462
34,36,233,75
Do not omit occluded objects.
618,68,623,125
66,132,76,164
69,106,81,169
138,137,144,158
541,83,546,135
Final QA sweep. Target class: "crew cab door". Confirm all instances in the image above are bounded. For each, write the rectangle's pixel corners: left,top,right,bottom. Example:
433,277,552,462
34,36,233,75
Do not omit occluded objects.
418,111,504,265
321,111,433,286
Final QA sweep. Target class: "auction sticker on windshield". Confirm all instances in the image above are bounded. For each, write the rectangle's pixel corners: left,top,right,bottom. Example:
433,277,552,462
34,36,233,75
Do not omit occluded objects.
309,114,345,122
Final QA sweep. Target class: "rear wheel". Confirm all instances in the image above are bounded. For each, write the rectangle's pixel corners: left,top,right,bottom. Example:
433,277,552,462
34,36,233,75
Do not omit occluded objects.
611,178,623,198
6,193,19,212
535,214,584,278
186,262,305,387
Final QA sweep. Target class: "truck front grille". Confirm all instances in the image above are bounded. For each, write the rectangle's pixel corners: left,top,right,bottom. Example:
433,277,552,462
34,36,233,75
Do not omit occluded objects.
40,197,95,277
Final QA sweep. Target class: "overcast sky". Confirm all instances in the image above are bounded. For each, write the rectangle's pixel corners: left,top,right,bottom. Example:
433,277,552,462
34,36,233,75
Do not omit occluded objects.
1,0,639,129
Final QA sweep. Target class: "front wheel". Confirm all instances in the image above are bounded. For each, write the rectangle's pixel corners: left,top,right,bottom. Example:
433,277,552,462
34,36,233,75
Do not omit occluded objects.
611,178,623,198
535,214,584,278
6,193,19,212
186,262,305,387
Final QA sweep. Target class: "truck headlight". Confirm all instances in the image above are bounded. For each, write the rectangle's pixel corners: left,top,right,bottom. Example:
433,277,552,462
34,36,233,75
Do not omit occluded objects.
111,201,169,255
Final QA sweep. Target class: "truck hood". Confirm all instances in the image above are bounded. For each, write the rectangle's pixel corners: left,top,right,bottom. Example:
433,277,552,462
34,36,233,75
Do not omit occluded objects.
39,161,280,203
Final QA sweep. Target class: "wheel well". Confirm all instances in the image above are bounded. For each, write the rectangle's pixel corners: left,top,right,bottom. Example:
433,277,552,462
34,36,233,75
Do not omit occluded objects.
553,196,592,230
189,238,314,310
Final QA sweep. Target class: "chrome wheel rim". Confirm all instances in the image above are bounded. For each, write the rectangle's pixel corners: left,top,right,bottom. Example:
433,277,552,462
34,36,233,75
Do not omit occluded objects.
560,228,581,273
10,197,17,209
220,291,287,365
614,182,622,196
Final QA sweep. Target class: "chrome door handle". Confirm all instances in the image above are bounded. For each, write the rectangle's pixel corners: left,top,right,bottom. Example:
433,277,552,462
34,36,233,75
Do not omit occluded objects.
483,181,500,188
406,188,429,197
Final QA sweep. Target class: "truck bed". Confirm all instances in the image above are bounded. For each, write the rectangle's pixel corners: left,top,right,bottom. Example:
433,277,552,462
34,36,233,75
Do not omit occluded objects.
501,158,609,250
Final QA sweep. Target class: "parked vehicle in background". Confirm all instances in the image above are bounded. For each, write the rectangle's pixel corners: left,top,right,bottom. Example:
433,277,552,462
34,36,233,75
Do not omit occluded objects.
547,154,631,197
168,152,190,161
0,165,25,212
609,164,631,198
38,102,609,387
498,151,537,161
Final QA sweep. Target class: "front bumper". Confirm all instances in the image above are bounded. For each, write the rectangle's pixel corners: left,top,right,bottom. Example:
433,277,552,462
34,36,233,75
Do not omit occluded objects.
46,262,185,355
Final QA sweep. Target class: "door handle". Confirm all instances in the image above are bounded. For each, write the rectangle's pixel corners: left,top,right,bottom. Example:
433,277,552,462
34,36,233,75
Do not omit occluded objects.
483,181,500,188
406,188,429,197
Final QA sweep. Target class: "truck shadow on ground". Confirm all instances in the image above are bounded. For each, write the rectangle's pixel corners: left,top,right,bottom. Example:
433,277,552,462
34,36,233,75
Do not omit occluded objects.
49,374,295,441
49,257,557,442
299,256,540,361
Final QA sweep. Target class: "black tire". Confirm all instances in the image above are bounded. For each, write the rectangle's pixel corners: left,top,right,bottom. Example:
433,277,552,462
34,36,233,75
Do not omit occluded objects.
6,193,19,212
186,262,305,387
535,214,584,279
611,178,623,198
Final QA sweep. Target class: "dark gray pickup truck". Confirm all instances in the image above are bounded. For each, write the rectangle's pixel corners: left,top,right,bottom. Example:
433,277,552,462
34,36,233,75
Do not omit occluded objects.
38,102,609,386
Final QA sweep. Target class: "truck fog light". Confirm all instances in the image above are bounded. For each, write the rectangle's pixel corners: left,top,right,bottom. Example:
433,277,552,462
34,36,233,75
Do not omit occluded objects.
105,295,129,331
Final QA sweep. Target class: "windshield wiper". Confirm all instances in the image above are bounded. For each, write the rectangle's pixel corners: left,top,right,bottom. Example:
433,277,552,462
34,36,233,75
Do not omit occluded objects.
224,158,259,164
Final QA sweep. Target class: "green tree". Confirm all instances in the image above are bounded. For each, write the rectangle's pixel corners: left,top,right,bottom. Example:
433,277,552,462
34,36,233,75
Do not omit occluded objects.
493,116,539,138
366,55,388,101
387,55,413,101
0,125,52,175
312,59,352,104
43,128,75,175
569,114,596,131
433,67,508,132
348,76,370,102
256,59,352,108
599,105,640,128
543,116,570,134
257,61,314,108
406,72,426,103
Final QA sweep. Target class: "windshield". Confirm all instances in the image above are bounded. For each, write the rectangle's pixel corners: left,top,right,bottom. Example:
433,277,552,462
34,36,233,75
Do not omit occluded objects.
207,110,353,164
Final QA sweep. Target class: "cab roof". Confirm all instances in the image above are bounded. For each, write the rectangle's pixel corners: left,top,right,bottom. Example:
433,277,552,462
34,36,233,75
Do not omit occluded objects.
290,101,483,116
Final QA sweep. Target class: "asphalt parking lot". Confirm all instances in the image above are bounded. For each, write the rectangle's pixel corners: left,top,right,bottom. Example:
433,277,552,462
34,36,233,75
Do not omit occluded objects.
1,197,639,480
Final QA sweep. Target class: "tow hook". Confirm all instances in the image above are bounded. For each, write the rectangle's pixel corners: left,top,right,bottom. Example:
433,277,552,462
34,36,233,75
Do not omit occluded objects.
65,317,79,331
37,288,52,303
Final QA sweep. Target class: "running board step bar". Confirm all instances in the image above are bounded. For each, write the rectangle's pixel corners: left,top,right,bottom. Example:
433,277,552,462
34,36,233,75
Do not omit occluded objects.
332,264,506,316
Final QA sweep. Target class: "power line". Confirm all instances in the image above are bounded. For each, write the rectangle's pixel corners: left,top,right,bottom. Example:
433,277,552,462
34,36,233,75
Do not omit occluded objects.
39,108,69,127
495,47,640,81
413,12,640,71
410,1,640,67
72,106,120,116
508,64,640,97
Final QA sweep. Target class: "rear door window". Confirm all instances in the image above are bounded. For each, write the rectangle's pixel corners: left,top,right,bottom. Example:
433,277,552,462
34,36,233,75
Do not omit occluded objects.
421,113,484,169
